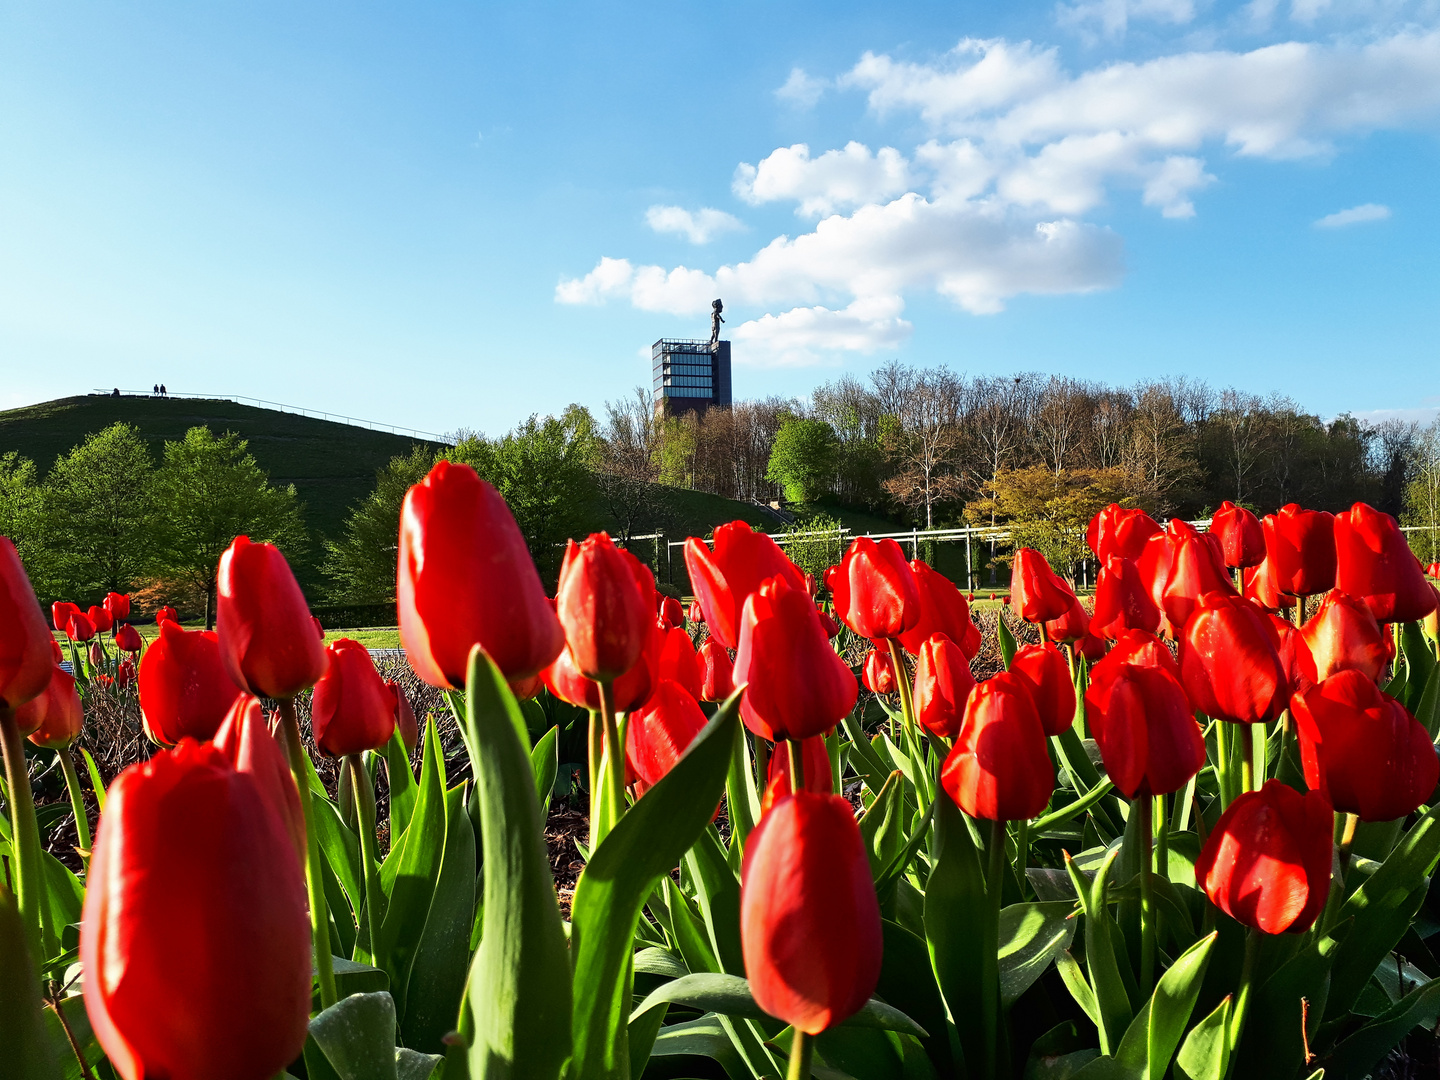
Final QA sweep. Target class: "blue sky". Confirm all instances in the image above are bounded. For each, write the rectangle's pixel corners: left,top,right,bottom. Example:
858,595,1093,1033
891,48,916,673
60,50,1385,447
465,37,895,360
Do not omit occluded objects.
2,0,1438,437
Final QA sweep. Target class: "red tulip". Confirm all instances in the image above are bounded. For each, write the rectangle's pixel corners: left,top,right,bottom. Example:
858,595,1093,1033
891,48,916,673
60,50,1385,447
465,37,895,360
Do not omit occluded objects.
117,656,136,688
688,600,705,624
67,612,96,643
385,679,419,752
1088,504,1161,563
81,740,311,1080
555,532,653,683
1211,502,1266,569
0,539,54,711
941,672,1054,821
1195,780,1332,935
1074,631,1107,663
154,605,178,626
830,537,921,641
18,666,83,747
115,622,143,653
625,679,710,791
104,592,131,621
1135,530,1177,634
1092,556,1161,640
861,647,897,694
1263,505,1336,597
311,639,396,757
684,522,807,650
1104,628,1182,678
52,600,81,632
657,626,703,700
1162,528,1237,631
213,696,307,863
1010,548,1074,624
1429,562,1440,580
216,536,326,700
543,617,661,713
50,638,63,664
90,641,105,667
138,620,245,746
698,638,735,702
508,672,543,700
733,575,858,742
1268,613,1307,699
86,605,113,634
1293,670,1438,822
1334,503,1438,624
913,633,976,739
897,560,982,658
398,461,565,687
1010,642,1076,737
1298,590,1386,685
1086,644,1203,798
740,790,882,1034
658,595,684,631
1179,594,1287,725
817,608,841,639
1243,555,1297,612
764,735,834,809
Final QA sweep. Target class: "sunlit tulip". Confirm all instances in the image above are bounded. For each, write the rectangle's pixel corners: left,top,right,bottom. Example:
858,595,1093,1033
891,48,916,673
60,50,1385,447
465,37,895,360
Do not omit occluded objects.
740,790,882,1034
817,608,841,639
114,622,143,653
913,633,976,739
67,613,96,643
764,735,833,809
17,666,83,746
311,639,396,757
897,560,982,657
555,532,653,683
1086,644,1202,798
1243,555,1297,612
1178,594,1287,725
0,539,54,711
658,595,684,631
1292,670,1439,822
733,575,858,742
1162,530,1237,630
1195,780,1332,935
861,647,896,694
154,605,178,626
385,679,419,752
1268,613,1307,700
1263,505,1336,597
87,605,113,634
1010,642,1077,737
1010,548,1074,624
213,696,307,863
1211,501,1266,569
1135,530,1177,633
103,592,131,622
688,600,705,624
657,625,703,700
830,537,921,642
1298,590,1386,685
625,679,710,792
1091,556,1160,640
52,601,81,632
138,620,244,745
89,641,104,667
1088,504,1161,563
684,522,807,650
543,618,661,713
216,536,326,700
81,740,311,1080
1334,502,1438,624
941,672,1054,821
398,461,564,686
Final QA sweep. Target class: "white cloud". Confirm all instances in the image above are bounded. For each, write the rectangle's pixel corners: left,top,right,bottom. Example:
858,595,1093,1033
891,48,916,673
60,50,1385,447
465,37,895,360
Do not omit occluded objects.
776,67,827,109
733,142,912,217
1055,0,1197,40
645,205,743,244
733,296,913,366
1314,202,1392,227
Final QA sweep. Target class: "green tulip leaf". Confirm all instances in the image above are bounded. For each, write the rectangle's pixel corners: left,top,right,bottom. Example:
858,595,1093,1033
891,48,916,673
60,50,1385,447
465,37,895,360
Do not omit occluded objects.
78,747,107,813
1114,931,1217,1080
567,689,740,1080
682,826,744,976
1413,661,1440,741
0,884,60,1080
1069,848,1134,1056
1399,622,1435,713
634,947,689,979
386,727,418,841
395,1048,443,1080
842,711,896,796
1325,975,1440,1078
461,647,573,1080
878,919,957,1078
313,795,364,919
1057,949,1101,1028
1234,931,1340,1080
859,770,906,876
646,1016,750,1080
997,616,1018,669
309,991,400,1080
1174,996,1231,1080
530,725,560,817
999,901,1078,1008
723,723,761,855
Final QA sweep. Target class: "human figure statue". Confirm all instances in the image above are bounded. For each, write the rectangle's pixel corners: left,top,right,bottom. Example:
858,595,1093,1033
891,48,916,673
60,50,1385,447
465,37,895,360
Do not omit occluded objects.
112,387,120,397
710,298,724,348
160,384,167,397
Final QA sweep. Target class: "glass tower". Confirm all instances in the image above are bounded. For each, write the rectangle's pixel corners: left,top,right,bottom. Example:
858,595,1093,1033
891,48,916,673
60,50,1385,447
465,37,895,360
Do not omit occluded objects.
652,338,732,416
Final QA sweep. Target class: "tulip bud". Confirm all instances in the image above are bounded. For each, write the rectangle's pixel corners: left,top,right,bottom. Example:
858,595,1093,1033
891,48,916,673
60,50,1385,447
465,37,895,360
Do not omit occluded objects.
103,592,131,622
1263,505,1336,598
684,522,807,651
1298,590,1385,684
1195,780,1332,935
385,679,419,752
625,679,710,792
138,620,245,745
1010,642,1076,737
861,647,896,694
688,600,705,624
1292,670,1439,822
763,735,834,810
1179,594,1288,725
1092,556,1160,640
213,696,307,863
658,595,684,631
81,740,311,1080
543,618,661,713
216,536,326,700
1210,501,1266,569
689,637,732,705
657,625,703,700
1334,502,1439,624
87,605,113,634
1088,504,1161,563
398,461,564,687
52,600,81,632
1243,555,1297,613
114,622,143,653
1010,548,1075,624
1044,594,1090,645
67,612,96,643
740,791,882,1034
897,560,982,658
913,633,976,739
89,642,104,667
154,605,178,626
941,671,1054,821
311,639,396,757
733,575,859,742
555,533,654,683
831,537,921,641
0,540,55,712
1086,643,1203,798
17,666,83,746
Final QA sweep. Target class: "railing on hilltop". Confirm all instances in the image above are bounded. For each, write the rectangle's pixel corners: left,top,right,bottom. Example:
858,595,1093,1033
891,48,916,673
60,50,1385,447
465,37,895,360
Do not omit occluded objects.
90,389,454,445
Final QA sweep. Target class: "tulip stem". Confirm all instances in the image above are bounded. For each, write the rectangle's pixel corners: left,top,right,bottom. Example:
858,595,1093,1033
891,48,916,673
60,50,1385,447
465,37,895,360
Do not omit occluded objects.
984,817,1008,1080
346,753,385,964
786,738,804,794
886,638,917,737
0,707,43,964
1226,929,1261,1076
587,710,601,849
786,1030,813,1080
1239,725,1255,795
1138,796,1156,999
277,699,338,1011
57,748,91,869
598,681,625,841
1215,720,1232,810
1337,812,1360,876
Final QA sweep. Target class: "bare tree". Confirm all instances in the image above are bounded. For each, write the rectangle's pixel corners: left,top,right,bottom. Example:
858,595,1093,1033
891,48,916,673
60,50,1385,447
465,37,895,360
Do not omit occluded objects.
878,366,966,527
596,387,661,542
